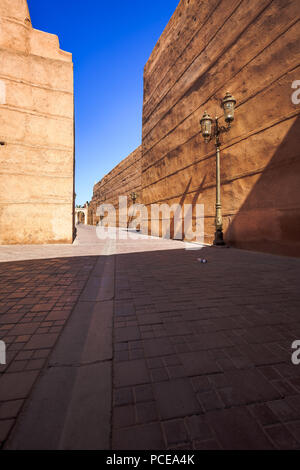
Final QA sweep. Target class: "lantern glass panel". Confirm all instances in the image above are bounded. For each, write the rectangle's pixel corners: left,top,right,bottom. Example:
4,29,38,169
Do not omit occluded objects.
202,118,212,138
224,101,235,122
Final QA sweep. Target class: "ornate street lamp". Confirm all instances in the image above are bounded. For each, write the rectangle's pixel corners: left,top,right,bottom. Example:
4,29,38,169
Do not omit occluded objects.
130,192,138,204
200,92,236,246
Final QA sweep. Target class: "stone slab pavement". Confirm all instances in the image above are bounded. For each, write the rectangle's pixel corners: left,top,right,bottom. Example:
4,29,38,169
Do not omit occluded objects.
1,225,300,449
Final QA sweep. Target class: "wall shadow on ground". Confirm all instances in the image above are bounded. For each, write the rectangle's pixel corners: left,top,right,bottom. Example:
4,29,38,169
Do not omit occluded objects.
225,116,300,257
1,246,300,449
160,175,207,241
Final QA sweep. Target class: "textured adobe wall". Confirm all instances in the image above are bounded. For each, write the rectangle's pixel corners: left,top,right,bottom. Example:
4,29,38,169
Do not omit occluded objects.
90,146,142,226
141,0,300,256
0,0,74,244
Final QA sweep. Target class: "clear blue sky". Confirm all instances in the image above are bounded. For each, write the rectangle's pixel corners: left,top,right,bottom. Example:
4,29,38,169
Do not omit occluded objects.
27,0,179,206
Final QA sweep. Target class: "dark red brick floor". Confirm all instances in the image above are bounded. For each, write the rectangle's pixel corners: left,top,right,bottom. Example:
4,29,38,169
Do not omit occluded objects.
0,256,98,446
1,226,300,450
111,245,300,450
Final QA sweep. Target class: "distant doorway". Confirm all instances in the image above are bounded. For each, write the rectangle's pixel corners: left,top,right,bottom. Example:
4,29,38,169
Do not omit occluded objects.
75,207,88,225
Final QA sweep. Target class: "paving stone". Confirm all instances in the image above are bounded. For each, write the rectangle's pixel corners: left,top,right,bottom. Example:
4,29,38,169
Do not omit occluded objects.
130,349,144,360
134,384,154,403
151,368,169,382
49,301,113,366
167,365,186,379
249,403,279,426
147,358,164,369
243,344,282,366
113,405,135,428
163,419,188,446
60,361,112,450
287,421,300,443
193,439,221,450
16,335,30,343
0,314,24,325
8,360,28,372
32,349,51,359
0,420,14,444
188,332,233,350
205,407,274,450
267,398,300,422
115,343,129,352
7,361,112,450
258,365,282,381
0,371,39,401
191,376,211,393
26,358,45,370
163,355,181,367
0,400,24,420
24,333,58,350
136,401,158,424
289,377,300,392
31,303,54,313
115,326,141,342
228,356,251,370
185,415,213,441
114,359,150,387
273,379,298,396
115,301,135,317
275,363,300,378
178,351,221,376
8,343,24,352
153,379,202,420
114,350,130,362
45,310,70,321
129,340,143,350
9,323,39,336
172,442,193,450
114,387,134,406
266,424,300,449
213,369,281,406
197,390,224,411
113,423,165,450
143,338,175,358
286,395,300,413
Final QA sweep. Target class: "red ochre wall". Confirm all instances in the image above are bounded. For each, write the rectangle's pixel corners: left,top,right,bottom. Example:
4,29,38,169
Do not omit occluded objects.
90,146,142,227
141,0,300,257
0,0,74,244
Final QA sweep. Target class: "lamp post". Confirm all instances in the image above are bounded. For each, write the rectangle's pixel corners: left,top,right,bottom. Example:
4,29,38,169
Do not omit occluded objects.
130,192,138,204
200,92,236,246
127,192,139,230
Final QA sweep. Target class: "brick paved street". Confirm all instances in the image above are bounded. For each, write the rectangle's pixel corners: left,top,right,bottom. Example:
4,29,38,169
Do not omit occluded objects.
1,225,300,449
0,253,98,446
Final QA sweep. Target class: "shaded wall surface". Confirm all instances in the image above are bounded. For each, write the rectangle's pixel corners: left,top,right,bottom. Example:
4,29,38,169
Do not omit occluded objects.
0,0,74,244
90,146,142,226
141,0,300,256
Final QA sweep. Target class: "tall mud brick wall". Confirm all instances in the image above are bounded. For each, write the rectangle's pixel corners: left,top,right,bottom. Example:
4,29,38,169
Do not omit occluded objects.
0,0,74,244
141,0,300,256
90,146,142,226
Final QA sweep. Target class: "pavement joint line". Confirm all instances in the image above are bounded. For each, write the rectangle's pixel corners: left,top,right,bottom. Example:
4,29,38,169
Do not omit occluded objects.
109,249,117,450
78,298,114,302
47,358,112,369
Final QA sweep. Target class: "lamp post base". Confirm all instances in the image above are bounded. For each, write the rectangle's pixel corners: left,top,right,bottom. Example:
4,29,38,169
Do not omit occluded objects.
213,229,225,246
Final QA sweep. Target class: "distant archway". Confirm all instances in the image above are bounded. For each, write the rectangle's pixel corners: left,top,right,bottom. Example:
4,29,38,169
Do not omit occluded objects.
75,207,88,225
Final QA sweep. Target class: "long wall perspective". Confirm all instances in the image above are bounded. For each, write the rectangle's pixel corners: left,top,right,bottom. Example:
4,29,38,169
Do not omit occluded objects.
90,146,142,227
141,0,300,257
0,0,74,244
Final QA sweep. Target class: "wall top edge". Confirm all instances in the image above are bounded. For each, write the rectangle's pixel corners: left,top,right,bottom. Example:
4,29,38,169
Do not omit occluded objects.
92,146,142,192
